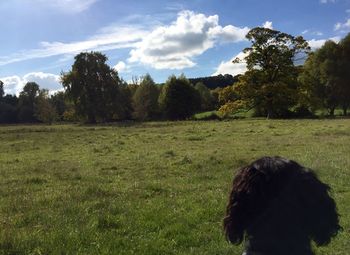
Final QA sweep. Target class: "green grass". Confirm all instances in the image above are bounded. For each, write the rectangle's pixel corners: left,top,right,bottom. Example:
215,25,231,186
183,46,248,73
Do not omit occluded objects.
0,119,349,255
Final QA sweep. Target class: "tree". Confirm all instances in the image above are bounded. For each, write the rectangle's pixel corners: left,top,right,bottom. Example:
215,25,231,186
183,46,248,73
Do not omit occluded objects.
221,27,310,118
50,91,67,121
0,81,18,123
339,33,350,115
300,41,342,116
35,89,58,124
132,74,160,121
159,75,201,120
18,82,40,122
61,52,126,123
194,82,215,111
0,80,4,98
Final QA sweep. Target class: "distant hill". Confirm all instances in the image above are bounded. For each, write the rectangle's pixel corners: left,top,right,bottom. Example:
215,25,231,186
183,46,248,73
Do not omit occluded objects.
189,74,240,89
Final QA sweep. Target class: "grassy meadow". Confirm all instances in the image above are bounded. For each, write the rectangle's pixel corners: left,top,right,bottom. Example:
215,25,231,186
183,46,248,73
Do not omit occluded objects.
0,119,349,255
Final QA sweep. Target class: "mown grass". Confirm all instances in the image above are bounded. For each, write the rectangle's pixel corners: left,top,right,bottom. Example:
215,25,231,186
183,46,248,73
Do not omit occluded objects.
0,119,349,255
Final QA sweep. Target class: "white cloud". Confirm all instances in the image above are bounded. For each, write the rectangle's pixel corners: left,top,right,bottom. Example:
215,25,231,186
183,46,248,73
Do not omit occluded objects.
262,21,273,29
0,27,147,67
334,19,350,31
1,72,61,95
0,76,24,95
307,36,341,50
113,61,130,73
302,30,309,35
213,52,248,76
128,10,249,69
0,10,249,71
34,0,98,13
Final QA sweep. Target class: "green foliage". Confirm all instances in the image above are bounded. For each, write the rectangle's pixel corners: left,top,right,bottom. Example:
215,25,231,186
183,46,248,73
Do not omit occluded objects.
35,89,58,124
18,82,40,122
0,80,4,98
159,75,201,120
132,74,160,120
194,82,215,111
50,91,68,121
0,95,18,123
61,52,127,123
0,120,349,254
300,36,350,116
338,33,350,115
189,74,239,89
222,27,310,118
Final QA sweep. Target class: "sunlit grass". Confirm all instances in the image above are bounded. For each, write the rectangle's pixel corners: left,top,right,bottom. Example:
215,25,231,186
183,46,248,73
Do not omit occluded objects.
0,119,349,254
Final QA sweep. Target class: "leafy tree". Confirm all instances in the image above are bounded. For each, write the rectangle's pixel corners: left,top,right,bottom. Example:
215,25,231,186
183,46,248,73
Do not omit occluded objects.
159,75,201,120
18,82,40,122
339,33,350,115
0,80,4,98
300,41,342,116
61,52,126,123
50,91,67,121
117,81,134,120
0,82,18,123
221,27,309,118
35,89,58,124
189,74,239,89
132,74,160,121
218,85,237,106
194,82,215,111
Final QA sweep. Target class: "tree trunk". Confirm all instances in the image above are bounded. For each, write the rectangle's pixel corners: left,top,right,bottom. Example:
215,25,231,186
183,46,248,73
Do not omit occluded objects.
343,106,348,116
329,107,335,117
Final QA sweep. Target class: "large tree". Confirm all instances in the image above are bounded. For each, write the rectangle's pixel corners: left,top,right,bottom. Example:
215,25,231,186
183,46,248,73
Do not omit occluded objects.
221,27,310,118
0,80,4,98
132,74,160,121
159,75,200,120
194,82,215,111
300,41,343,116
18,82,40,122
61,52,126,123
339,33,350,115
35,89,58,124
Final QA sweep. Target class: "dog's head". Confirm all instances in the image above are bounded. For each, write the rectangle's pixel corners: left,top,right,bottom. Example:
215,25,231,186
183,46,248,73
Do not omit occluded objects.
223,156,341,245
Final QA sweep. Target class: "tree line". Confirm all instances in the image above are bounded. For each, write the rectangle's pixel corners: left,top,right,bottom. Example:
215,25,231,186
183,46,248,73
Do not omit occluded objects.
1,27,349,123
0,53,220,123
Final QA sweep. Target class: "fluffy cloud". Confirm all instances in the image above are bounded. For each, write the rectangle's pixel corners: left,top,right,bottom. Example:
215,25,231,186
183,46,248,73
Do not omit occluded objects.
213,52,248,76
308,37,341,50
128,10,249,69
1,72,61,95
334,19,350,31
113,61,130,73
1,10,249,71
262,21,273,29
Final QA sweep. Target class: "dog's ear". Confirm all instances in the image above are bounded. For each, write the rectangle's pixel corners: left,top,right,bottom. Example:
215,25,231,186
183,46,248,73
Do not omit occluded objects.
223,166,270,244
298,170,341,246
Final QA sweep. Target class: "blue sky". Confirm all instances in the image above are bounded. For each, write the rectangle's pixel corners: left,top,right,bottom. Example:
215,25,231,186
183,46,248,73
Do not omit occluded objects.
1,0,349,95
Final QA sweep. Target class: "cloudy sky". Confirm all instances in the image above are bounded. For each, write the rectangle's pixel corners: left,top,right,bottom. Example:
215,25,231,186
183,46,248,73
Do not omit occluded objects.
0,0,349,95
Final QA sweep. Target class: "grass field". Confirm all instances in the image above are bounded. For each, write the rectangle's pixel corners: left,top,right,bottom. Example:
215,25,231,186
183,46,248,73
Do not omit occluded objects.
0,119,349,255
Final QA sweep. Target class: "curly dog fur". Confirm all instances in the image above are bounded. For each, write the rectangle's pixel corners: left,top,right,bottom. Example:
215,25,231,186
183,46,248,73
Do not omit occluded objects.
224,156,341,254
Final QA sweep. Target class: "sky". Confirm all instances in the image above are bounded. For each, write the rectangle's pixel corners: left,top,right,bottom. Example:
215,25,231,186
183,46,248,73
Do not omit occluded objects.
0,0,350,95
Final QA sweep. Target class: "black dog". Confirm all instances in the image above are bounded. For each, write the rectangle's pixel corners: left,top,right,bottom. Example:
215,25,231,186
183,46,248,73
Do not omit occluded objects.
224,156,341,255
